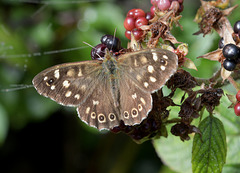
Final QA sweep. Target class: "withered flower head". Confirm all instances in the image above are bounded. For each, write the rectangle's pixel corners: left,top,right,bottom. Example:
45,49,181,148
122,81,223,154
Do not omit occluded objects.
167,69,197,91
178,93,202,123
194,7,222,36
171,123,201,141
199,88,224,112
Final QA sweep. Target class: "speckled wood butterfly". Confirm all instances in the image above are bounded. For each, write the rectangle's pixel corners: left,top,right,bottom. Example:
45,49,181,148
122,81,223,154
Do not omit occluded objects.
32,48,178,130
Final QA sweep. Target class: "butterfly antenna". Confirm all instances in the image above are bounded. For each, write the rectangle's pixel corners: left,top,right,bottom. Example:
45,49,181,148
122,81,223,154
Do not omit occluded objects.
82,41,95,49
82,41,104,60
111,28,118,51
1,84,34,92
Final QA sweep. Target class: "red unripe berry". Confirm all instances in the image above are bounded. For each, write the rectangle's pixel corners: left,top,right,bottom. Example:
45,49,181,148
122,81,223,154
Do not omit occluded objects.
127,9,145,19
132,29,143,41
236,90,240,102
234,103,240,116
145,12,154,21
158,0,171,11
150,6,156,15
135,17,148,29
125,30,131,40
151,0,160,6
124,17,135,31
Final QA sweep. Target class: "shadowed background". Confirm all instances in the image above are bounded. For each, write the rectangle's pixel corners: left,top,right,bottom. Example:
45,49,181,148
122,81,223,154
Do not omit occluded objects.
0,0,239,172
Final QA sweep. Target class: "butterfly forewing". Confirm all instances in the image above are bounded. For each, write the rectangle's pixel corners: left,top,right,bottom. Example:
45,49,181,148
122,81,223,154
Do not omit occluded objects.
32,61,103,106
118,48,178,93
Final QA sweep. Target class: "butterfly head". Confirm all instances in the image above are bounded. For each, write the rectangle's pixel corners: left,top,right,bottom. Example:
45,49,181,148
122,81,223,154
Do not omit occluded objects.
104,48,113,61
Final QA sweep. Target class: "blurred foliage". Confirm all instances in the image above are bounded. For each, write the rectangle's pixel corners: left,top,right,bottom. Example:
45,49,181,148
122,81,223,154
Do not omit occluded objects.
0,0,240,173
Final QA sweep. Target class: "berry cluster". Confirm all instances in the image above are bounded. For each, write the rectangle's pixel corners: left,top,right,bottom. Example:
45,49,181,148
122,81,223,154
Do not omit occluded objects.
124,9,153,41
91,35,122,60
222,43,240,71
124,0,184,41
150,0,184,14
233,20,240,37
235,90,240,116
220,20,240,71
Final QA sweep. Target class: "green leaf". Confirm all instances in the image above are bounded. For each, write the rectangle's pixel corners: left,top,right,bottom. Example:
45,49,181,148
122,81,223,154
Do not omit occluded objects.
153,134,192,173
214,94,240,172
192,116,227,173
222,164,240,173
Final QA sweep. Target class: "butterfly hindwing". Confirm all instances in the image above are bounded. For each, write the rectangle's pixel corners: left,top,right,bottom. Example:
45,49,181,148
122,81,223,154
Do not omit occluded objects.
77,77,121,130
118,76,152,126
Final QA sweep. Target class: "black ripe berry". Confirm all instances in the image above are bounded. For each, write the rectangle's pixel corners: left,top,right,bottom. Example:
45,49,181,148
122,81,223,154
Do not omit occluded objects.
91,44,107,60
218,37,224,49
223,59,236,71
233,20,240,34
100,35,121,51
222,43,239,60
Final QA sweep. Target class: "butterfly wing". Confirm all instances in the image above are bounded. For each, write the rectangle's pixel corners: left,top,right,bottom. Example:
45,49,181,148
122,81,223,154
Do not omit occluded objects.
76,77,121,130
33,48,178,130
32,60,103,106
118,76,152,126
116,48,178,124
33,60,121,130
118,48,178,93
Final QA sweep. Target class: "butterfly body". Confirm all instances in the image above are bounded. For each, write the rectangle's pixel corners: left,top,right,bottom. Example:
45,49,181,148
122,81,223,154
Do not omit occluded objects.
33,48,178,130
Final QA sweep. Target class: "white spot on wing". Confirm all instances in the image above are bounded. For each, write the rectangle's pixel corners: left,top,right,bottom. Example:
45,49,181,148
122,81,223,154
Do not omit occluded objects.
86,107,90,114
161,65,166,71
132,93,137,99
150,76,157,82
148,65,154,73
152,52,158,61
54,69,60,79
144,82,149,88
50,85,55,90
93,100,99,105
44,76,48,81
163,55,168,59
74,94,80,99
63,80,70,88
78,68,83,76
140,97,146,105
65,91,72,97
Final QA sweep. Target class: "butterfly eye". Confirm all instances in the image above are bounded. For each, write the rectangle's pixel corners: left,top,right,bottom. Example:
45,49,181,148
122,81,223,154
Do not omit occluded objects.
160,59,167,65
124,111,130,119
47,78,54,85
109,113,116,121
131,108,138,118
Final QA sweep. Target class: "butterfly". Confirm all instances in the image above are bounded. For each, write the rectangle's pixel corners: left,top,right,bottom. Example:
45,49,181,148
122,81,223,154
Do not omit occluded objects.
32,48,178,130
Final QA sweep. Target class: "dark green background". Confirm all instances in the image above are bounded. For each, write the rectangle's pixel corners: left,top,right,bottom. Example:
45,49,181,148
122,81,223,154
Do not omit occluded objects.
0,0,239,172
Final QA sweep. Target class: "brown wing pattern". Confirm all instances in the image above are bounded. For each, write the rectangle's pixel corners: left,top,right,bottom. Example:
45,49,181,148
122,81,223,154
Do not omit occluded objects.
118,48,178,93
77,77,121,130
32,61,102,106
